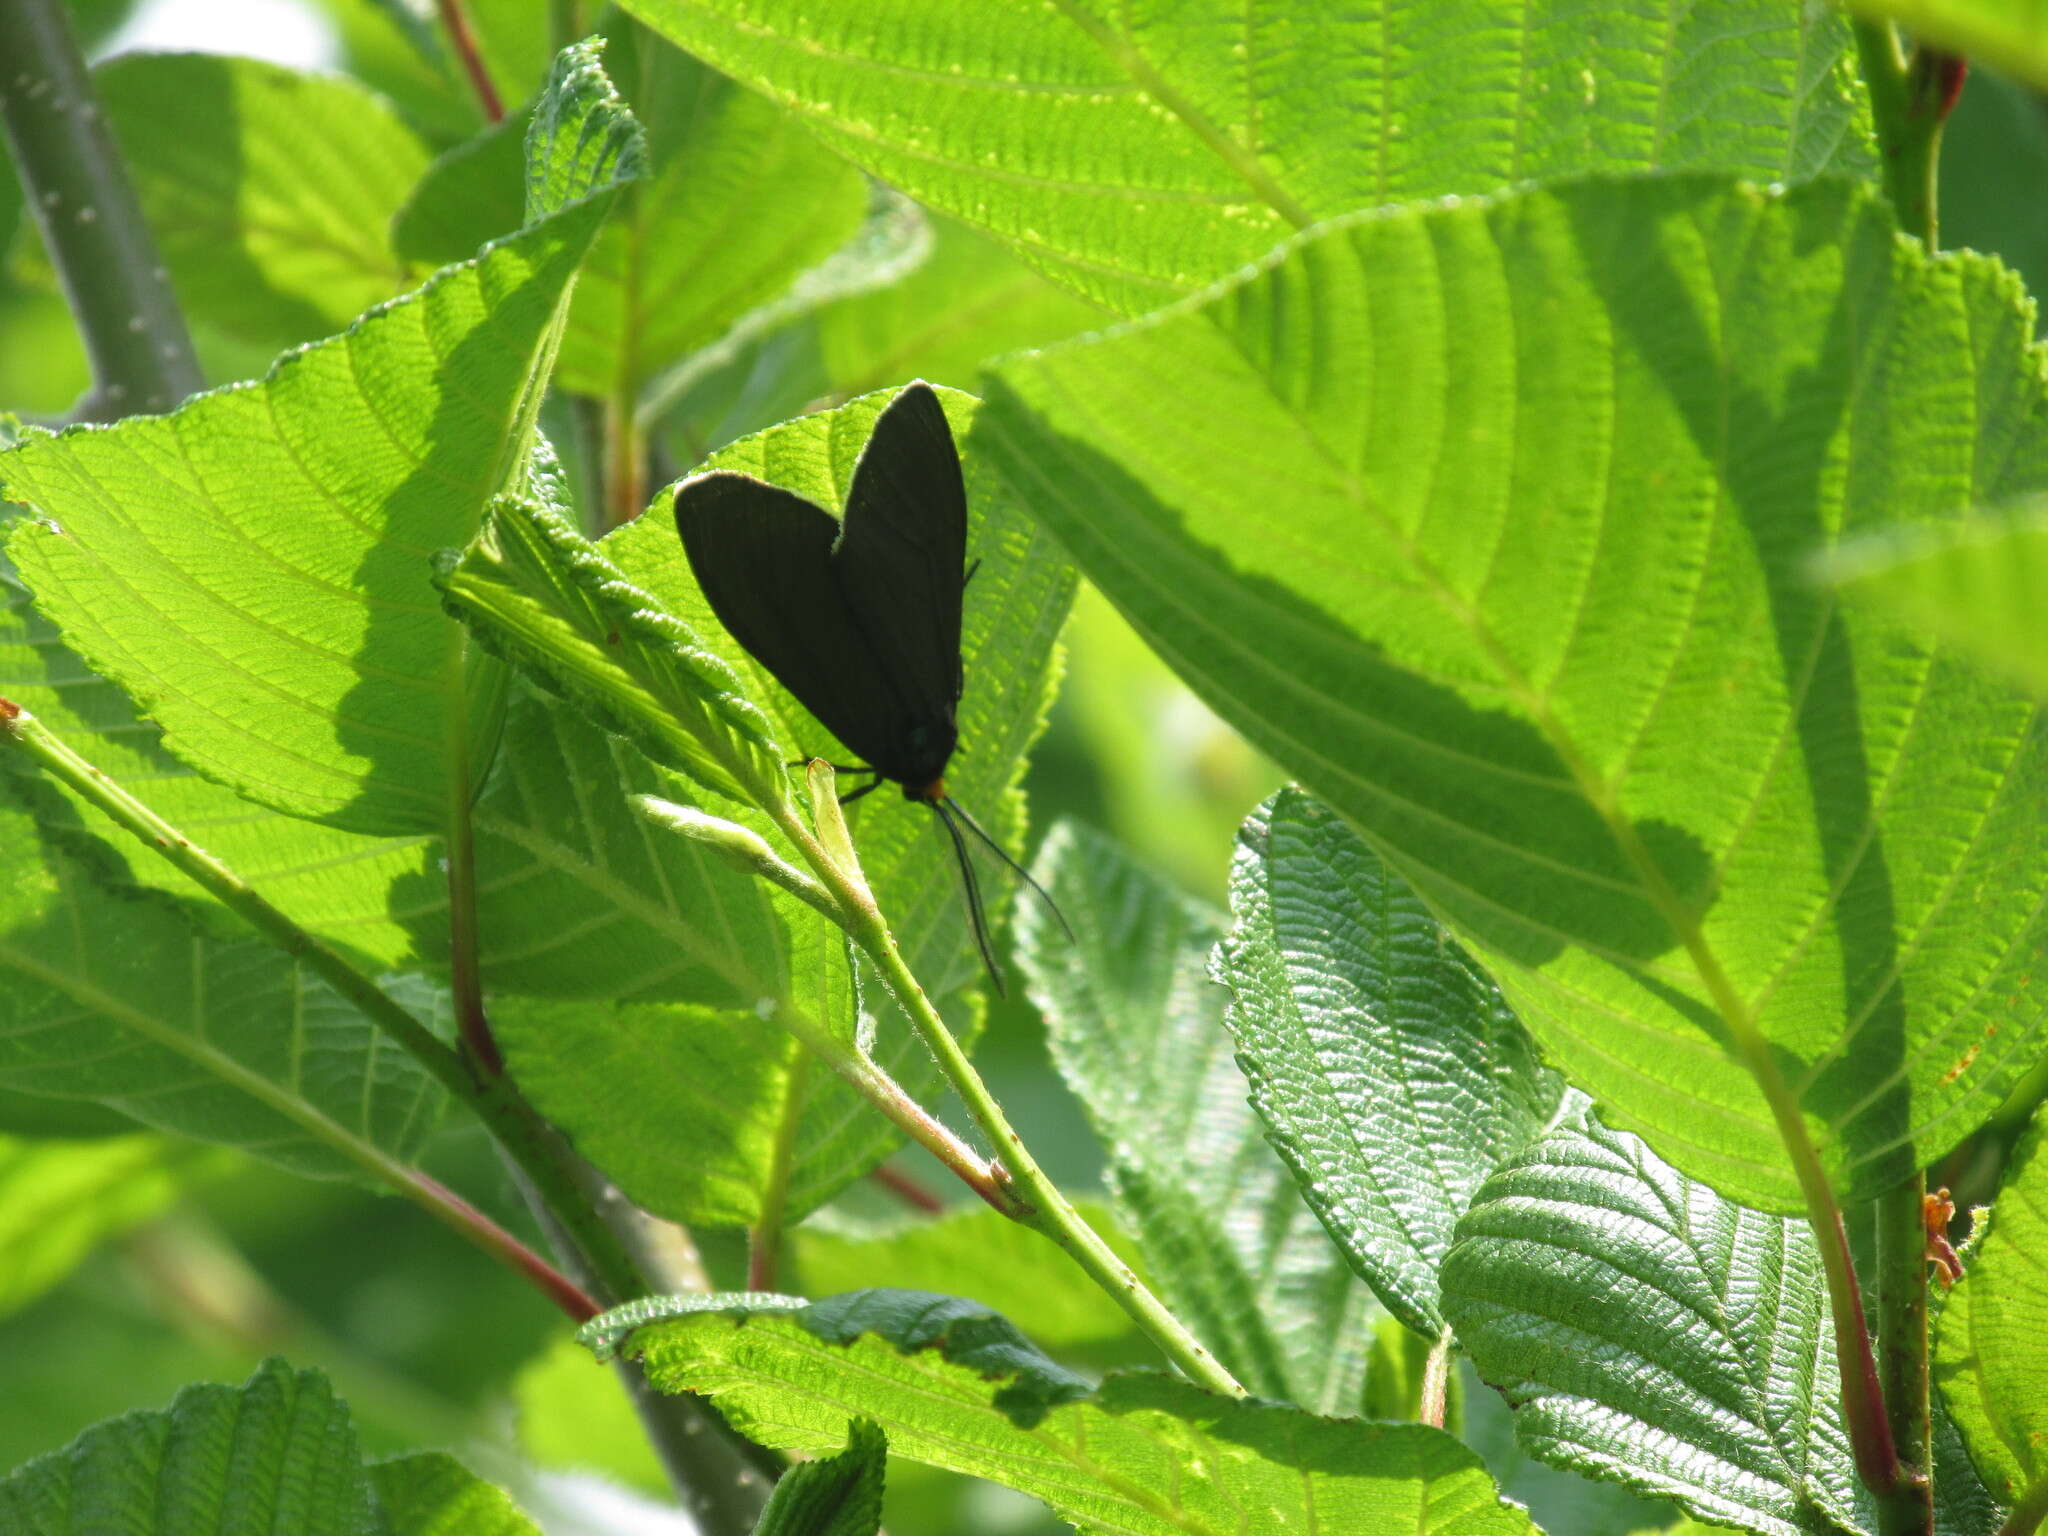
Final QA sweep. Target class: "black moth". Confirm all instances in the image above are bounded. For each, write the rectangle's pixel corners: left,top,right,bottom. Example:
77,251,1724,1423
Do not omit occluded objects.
673,381,1063,992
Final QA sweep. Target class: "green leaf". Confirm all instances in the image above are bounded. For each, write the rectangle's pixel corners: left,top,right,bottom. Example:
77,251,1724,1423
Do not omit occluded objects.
0,1360,376,1535
617,0,1873,313
1017,818,1383,1411
523,39,646,223
390,114,528,270
462,691,786,1003
1846,2,2048,90
368,1452,543,1536
977,174,2048,1215
433,494,780,811
752,1419,885,1536
491,995,800,1226
1,558,432,972
815,216,1106,399
11,54,431,354
791,1202,1144,1352
1217,789,1563,1339
0,1134,224,1320
1935,1116,2048,1517
1825,505,2048,698
551,39,869,402
607,1289,1538,1536
1440,1103,1870,1536
0,40,639,838
0,792,448,1183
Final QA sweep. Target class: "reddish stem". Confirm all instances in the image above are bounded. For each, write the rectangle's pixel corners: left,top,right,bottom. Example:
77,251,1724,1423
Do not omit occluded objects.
437,0,505,124
871,1162,945,1214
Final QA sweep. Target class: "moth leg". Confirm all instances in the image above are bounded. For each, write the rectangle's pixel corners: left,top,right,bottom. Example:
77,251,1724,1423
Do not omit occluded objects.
838,773,885,806
961,557,982,591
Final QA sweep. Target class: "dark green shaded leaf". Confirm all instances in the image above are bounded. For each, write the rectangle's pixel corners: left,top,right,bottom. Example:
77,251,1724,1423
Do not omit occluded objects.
1441,1104,1870,1536
1217,788,1562,1338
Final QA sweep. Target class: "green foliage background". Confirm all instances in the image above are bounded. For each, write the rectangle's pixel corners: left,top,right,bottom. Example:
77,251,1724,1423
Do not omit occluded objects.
1,4,2045,1535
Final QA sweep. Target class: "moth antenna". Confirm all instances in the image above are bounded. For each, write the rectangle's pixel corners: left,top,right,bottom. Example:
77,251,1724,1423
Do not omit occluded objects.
930,797,1006,995
943,794,1073,943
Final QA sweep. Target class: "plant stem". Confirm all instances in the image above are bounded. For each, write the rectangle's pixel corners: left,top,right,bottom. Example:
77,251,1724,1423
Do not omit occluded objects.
1419,1328,1453,1429
0,699,642,1309
443,637,504,1078
0,0,202,418
436,0,504,124
503,1154,780,1533
1873,1172,1934,1536
749,1054,809,1291
2000,1476,2048,1536
604,379,647,527
872,1163,944,1213
742,772,1241,1394
1853,18,1958,249
861,928,1244,1394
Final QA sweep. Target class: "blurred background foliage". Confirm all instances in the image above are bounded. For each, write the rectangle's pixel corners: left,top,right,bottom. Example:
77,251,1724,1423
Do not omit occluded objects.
1,4,2041,1533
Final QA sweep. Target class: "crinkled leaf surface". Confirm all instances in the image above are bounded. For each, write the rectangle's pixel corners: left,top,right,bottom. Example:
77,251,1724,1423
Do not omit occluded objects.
0,1360,374,1535
0,1360,534,1536
619,0,1872,312
1217,788,1563,1339
0,40,639,837
1018,817,1381,1412
0,1134,224,1319
82,53,430,351
0,791,447,1184
1827,505,2048,699
1935,1117,2048,1516
978,174,2048,1215
1440,1103,1869,1536
751,1418,886,1536
611,1288,1536,1536
1,558,431,971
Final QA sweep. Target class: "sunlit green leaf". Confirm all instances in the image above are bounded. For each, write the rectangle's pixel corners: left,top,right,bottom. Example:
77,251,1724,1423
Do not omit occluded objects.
13,54,431,356
369,1452,544,1536
1935,1116,2048,1518
0,791,446,1183
0,40,639,837
619,0,1873,312
752,1418,885,1536
0,1361,373,1534
791,1202,1144,1353
2,558,431,972
606,1289,1538,1536
978,175,2048,1215
1826,505,2048,698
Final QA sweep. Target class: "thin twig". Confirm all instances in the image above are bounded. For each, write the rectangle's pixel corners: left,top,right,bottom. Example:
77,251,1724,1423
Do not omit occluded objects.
437,0,505,123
